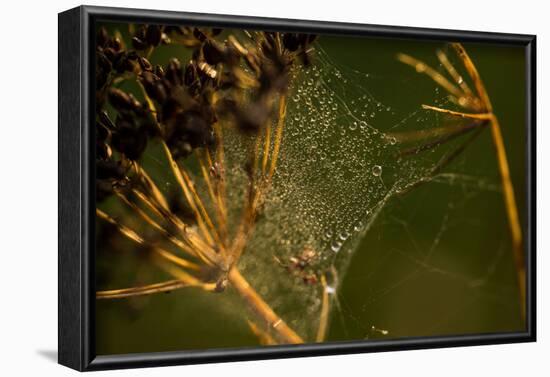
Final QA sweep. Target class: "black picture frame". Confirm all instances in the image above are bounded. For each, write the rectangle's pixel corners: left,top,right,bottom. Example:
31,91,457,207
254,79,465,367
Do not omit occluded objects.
58,5,536,371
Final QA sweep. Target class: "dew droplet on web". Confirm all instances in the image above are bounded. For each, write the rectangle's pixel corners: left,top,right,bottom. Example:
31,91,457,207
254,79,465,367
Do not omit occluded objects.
372,165,383,177
331,240,343,253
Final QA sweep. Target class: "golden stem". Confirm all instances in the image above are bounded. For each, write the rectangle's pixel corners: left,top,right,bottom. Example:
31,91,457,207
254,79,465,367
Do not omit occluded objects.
268,94,288,179
213,123,228,215
198,151,228,244
397,53,463,99
316,274,330,342
436,49,473,96
228,268,303,344
97,280,189,299
116,192,202,266
133,162,170,211
489,114,525,317
450,43,493,112
247,320,277,345
128,189,216,265
262,121,272,175
180,168,223,248
421,104,492,120
160,141,215,247
96,209,203,270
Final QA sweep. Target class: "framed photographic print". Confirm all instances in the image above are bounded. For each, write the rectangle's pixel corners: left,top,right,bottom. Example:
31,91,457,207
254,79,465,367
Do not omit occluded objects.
58,5,536,371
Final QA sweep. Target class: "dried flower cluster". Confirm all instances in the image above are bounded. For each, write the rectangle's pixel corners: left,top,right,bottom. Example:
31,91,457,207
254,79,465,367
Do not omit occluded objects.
95,23,317,344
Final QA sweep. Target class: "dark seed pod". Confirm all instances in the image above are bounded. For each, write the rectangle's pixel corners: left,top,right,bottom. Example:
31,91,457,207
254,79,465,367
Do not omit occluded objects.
96,159,127,180
193,28,207,42
108,88,142,113
97,27,109,48
165,58,183,86
184,63,197,87
202,40,225,65
96,51,112,72
282,33,300,52
111,118,148,161
145,25,162,46
99,111,116,130
131,36,147,50
307,34,318,44
138,56,153,72
110,37,123,52
154,65,165,78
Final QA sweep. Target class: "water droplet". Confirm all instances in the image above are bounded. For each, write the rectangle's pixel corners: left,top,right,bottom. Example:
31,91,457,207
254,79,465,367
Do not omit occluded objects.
354,221,364,232
339,231,350,241
389,137,397,145
372,165,382,177
457,76,464,84
331,241,343,253
325,286,336,294
349,121,358,131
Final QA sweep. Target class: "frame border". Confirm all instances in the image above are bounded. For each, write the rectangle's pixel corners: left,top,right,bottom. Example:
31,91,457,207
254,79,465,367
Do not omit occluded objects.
58,5,536,371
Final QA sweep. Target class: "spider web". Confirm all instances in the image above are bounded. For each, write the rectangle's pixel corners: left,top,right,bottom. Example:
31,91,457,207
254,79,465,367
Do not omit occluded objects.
229,42,523,341
96,35,524,351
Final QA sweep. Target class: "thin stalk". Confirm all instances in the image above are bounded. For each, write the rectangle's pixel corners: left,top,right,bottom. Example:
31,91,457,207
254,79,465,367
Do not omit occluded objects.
262,121,272,175
97,280,189,299
397,53,463,99
160,141,215,247
96,209,204,271
436,49,473,96
422,104,492,121
268,94,288,179
228,267,303,344
451,43,525,317
198,151,228,244
180,168,223,249
316,274,330,342
133,162,170,211
489,114,525,316
116,192,201,265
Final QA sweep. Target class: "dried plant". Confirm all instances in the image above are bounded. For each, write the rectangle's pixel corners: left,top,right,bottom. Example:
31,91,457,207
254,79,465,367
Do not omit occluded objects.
94,24,524,347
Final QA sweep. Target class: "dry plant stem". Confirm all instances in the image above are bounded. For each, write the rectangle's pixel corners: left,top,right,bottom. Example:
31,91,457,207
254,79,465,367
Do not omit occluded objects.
451,43,525,317
160,141,216,246
402,44,525,317
316,275,330,342
198,152,228,244
134,162,170,211
489,114,525,315
262,121,272,175
450,43,492,111
268,94,288,179
228,268,304,344
436,49,473,96
97,280,189,299
247,320,277,345
96,209,202,272
397,53,463,99
212,123,228,216
180,168,224,248
421,105,492,121
116,192,200,261
128,188,216,264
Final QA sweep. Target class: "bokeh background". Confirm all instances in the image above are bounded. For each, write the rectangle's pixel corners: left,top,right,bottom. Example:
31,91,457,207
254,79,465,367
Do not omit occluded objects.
95,23,526,354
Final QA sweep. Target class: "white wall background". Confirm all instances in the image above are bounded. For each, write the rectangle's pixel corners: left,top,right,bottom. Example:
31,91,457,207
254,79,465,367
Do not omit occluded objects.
0,0,546,375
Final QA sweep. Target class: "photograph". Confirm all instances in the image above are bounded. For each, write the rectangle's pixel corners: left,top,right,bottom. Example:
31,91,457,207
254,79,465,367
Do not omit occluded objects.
93,19,529,355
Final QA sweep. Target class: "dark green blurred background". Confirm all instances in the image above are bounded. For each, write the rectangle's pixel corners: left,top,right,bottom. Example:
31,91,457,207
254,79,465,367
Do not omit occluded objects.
96,23,526,354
